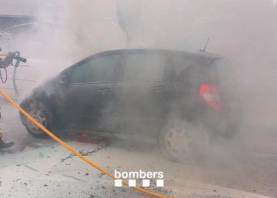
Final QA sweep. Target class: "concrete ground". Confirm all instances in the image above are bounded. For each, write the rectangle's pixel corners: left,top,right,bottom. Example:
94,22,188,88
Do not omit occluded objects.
0,103,276,198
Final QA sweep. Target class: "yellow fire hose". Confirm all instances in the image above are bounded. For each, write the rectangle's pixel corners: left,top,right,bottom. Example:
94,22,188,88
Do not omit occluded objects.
0,89,170,198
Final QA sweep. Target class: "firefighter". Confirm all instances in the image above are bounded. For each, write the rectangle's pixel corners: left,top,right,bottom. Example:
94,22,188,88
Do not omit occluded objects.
0,50,26,149
0,109,14,149
0,132,14,149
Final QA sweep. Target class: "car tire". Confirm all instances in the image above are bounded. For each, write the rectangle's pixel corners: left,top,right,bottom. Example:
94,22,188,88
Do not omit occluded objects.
159,118,210,163
20,99,53,138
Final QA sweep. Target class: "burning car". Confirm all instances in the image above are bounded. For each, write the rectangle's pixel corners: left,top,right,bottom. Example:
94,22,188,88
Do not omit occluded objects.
19,49,240,162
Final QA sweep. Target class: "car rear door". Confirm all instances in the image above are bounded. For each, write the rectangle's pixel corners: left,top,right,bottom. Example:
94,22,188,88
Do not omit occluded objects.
117,52,167,137
63,52,122,130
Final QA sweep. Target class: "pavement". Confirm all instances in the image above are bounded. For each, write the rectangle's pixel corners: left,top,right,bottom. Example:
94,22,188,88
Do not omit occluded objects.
0,102,276,198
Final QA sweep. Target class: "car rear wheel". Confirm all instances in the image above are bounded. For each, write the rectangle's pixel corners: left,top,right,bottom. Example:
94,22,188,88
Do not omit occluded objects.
159,118,209,163
21,100,53,138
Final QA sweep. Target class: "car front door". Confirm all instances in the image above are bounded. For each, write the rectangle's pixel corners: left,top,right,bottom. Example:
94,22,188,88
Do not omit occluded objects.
63,52,122,131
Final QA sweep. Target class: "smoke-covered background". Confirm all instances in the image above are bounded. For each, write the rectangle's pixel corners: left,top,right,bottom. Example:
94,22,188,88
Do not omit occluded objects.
2,0,275,127
1,0,277,197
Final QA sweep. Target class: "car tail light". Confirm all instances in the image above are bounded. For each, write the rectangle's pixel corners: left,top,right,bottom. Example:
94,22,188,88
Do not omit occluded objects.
199,83,222,112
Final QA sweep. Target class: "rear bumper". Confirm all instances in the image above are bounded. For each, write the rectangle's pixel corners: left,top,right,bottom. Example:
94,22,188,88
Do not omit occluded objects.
199,108,240,138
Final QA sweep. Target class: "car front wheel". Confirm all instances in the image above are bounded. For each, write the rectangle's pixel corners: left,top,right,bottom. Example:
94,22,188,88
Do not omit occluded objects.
20,99,53,138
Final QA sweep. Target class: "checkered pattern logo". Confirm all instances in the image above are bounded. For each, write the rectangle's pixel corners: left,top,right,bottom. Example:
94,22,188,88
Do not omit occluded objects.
114,179,164,187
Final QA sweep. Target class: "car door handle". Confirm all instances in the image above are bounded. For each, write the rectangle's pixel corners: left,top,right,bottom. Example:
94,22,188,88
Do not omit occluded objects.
152,85,164,93
96,88,112,94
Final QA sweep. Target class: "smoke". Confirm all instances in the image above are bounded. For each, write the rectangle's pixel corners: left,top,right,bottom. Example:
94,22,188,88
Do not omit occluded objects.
17,1,277,123
2,0,277,112
22,0,276,160
2,0,277,195
89,0,277,128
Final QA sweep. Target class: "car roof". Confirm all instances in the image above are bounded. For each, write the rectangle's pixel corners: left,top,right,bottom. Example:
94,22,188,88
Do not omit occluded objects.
63,48,222,74
90,48,222,60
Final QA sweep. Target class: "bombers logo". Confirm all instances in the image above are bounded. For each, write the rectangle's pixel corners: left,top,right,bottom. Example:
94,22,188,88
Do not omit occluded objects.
114,169,164,187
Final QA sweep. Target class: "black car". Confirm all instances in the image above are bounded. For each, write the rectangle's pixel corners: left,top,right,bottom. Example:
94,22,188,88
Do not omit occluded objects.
20,49,239,161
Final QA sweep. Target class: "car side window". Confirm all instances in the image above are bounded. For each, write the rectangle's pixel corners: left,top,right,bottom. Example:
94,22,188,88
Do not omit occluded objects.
70,54,121,83
123,54,165,82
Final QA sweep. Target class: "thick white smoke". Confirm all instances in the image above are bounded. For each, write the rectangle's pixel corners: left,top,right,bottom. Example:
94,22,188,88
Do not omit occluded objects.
2,0,276,129
1,1,277,196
